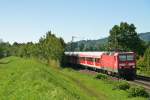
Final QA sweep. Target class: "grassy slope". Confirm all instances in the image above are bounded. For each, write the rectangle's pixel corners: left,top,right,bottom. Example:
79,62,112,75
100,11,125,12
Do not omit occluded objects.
0,57,147,100
61,69,147,100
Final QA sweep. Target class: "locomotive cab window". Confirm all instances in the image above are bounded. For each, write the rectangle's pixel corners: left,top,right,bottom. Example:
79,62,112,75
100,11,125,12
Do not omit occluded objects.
119,55,126,61
127,55,134,61
119,54,134,61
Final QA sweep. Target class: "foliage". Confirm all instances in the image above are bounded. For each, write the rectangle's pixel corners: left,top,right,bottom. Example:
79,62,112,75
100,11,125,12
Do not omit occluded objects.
65,38,108,51
5,31,65,65
128,86,149,98
108,22,146,55
137,47,150,75
137,57,146,71
113,80,130,90
38,31,65,62
69,32,150,52
143,47,150,70
0,41,11,58
66,31,150,53
95,74,108,80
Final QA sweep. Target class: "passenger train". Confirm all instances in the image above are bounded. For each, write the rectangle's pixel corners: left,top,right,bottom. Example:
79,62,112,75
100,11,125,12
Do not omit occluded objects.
65,51,136,80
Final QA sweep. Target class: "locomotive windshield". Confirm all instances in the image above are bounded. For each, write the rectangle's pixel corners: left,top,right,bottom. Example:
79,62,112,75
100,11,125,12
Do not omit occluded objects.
119,54,134,61
119,55,126,61
127,55,134,61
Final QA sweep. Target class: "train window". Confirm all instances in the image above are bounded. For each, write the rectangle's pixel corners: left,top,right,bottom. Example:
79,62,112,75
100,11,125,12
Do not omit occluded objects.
95,58,100,63
119,55,126,61
87,58,93,61
80,57,85,61
127,55,134,61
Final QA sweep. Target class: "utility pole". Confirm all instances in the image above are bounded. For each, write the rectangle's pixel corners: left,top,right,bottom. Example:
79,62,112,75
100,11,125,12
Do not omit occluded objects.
114,32,118,52
70,36,85,51
70,36,76,51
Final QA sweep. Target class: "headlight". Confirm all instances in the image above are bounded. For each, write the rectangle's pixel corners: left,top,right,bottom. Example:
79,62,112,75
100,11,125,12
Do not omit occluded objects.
132,66,135,68
119,63,126,66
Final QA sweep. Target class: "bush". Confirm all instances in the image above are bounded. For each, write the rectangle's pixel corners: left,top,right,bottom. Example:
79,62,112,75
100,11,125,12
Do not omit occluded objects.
95,74,108,80
128,86,149,98
137,57,146,71
113,81,130,90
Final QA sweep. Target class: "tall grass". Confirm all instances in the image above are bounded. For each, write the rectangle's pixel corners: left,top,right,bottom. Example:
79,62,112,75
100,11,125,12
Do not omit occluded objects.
0,57,148,100
0,57,92,100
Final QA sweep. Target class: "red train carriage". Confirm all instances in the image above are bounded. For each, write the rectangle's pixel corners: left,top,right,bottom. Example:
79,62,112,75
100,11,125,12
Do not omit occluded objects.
65,52,136,80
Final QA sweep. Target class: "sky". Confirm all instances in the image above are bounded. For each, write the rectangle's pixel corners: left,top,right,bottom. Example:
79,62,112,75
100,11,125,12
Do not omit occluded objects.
0,0,150,43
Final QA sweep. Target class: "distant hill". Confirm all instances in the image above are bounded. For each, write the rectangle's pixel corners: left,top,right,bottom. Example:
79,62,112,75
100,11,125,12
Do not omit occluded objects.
76,32,150,45
139,32,150,42
66,32,150,51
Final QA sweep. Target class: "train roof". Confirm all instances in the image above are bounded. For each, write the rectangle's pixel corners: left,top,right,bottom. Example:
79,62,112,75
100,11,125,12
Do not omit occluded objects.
65,51,134,58
65,52,106,58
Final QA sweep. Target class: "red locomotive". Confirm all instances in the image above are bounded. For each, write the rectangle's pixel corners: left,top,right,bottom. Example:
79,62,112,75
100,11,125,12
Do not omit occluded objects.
65,52,136,80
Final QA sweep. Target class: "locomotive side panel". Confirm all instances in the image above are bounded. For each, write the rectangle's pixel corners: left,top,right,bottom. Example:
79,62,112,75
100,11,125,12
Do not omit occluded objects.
100,55,118,72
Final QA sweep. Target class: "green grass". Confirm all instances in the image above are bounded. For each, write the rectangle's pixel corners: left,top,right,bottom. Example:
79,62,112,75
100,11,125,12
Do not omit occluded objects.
137,70,150,77
0,57,148,100
61,68,147,100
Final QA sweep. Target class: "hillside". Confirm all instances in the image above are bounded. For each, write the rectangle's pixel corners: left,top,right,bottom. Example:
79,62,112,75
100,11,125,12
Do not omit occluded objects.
66,32,150,51
77,32,150,45
0,57,147,100
0,57,92,100
139,32,150,42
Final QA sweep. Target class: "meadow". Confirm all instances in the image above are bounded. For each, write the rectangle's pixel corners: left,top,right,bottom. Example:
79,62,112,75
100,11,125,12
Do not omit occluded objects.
0,57,147,100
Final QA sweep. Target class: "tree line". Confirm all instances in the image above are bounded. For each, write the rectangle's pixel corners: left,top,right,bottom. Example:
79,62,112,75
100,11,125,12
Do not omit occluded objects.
0,31,65,65
66,22,149,56
0,23,150,75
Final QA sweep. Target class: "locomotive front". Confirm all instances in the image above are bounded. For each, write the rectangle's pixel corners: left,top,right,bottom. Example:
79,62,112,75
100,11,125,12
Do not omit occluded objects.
117,52,136,80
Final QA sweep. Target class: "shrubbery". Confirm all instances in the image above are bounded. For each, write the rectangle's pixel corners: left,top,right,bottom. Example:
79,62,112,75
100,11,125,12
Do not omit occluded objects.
112,80,149,98
128,86,149,98
113,81,130,90
137,47,150,76
95,74,108,80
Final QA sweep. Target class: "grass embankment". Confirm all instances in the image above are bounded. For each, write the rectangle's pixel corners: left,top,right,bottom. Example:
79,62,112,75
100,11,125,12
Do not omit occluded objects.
137,70,150,77
0,57,148,100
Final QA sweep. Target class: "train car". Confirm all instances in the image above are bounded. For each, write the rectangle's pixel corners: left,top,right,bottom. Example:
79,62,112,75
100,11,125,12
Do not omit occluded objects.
65,51,136,80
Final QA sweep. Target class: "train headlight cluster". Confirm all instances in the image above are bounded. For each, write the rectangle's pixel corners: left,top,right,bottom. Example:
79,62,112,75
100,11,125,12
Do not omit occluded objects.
132,66,135,68
119,63,126,66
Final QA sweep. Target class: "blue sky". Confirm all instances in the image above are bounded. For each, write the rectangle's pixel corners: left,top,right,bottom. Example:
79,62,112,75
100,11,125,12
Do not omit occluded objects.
0,0,150,43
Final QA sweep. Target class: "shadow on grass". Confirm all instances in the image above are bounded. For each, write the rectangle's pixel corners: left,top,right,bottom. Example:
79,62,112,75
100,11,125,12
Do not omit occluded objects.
61,63,85,71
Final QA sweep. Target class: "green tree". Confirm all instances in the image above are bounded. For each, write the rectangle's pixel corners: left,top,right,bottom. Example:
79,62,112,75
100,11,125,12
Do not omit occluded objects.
143,47,150,70
0,41,11,58
137,47,150,75
108,22,145,55
8,31,65,65
38,31,65,63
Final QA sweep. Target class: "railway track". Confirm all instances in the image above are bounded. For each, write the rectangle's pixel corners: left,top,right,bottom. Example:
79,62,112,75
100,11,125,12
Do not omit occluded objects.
136,75,150,81
131,75,150,91
78,68,150,91
128,80,150,92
